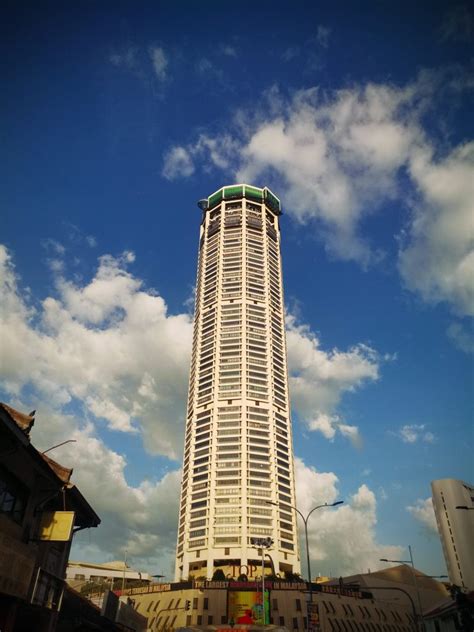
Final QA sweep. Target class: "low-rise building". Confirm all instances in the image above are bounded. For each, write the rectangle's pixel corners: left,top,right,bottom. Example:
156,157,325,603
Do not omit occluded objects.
66,559,152,592
118,577,440,631
0,403,100,632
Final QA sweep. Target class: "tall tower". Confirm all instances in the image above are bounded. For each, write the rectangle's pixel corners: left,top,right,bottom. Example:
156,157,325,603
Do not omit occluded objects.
431,479,474,591
175,184,300,581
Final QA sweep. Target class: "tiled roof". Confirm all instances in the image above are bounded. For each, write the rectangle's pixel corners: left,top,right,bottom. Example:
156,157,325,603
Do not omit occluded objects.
41,452,73,483
0,402,35,434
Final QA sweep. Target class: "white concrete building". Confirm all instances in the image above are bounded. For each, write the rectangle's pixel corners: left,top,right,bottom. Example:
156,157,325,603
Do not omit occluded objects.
431,478,474,591
66,560,152,588
175,184,300,581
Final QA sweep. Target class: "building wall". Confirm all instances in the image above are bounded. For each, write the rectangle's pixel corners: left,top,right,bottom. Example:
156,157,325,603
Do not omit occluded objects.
175,185,300,581
431,479,474,591
127,585,417,631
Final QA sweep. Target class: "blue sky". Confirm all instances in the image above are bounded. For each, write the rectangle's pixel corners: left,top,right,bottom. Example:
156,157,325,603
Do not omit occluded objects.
1,0,473,579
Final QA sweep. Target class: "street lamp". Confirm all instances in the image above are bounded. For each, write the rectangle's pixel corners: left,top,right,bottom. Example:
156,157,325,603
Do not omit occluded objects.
266,500,343,602
250,536,273,624
380,546,424,631
42,439,77,454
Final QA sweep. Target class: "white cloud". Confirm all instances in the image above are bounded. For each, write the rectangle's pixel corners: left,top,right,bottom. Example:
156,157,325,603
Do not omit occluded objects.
162,146,195,180
41,238,66,255
0,244,192,457
447,321,474,353
149,46,168,81
6,400,182,575
286,313,380,444
295,458,403,575
161,70,472,323
407,497,438,534
399,142,474,317
393,424,435,444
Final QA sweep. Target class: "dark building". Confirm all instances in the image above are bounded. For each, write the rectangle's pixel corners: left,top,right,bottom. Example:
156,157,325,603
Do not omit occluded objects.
0,403,100,632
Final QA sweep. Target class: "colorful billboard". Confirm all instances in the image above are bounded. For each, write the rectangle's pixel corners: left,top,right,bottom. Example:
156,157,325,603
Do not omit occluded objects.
228,590,269,625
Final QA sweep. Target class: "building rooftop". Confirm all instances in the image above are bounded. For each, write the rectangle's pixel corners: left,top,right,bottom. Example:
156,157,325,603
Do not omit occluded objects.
0,402,101,528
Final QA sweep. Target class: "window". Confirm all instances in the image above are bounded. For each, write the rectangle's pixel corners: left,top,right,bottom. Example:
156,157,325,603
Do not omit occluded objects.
279,616,285,625
296,598,302,611
204,597,209,610
0,465,28,524
293,618,299,630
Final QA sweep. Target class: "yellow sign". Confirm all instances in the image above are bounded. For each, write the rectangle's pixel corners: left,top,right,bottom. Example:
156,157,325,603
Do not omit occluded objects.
39,511,75,541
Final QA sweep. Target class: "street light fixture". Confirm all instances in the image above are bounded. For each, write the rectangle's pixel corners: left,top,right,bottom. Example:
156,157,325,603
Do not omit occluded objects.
266,499,343,602
42,439,77,454
379,546,424,632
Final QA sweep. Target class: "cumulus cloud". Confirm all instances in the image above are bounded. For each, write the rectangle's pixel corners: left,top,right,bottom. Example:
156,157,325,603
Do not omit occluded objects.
399,141,474,317
160,70,473,324
162,146,195,180
5,399,182,574
392,424,435,444
407,497,438,534
1,244,378,454
0,244,192,456
0,244,400,576
295,458,403,575
162,134,239,180
286,314,380,445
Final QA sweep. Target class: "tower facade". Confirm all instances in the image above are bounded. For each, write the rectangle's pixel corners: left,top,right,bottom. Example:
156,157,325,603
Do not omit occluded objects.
431,478,474,591
175,184,300,581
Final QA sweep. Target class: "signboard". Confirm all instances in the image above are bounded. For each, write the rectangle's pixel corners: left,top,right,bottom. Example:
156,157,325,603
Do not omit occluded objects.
194,579,307,591
228,590,269,625
39,511,75,542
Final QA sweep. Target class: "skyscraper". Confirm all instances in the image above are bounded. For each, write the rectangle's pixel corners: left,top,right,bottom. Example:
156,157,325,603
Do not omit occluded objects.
431,478,474,591
175,184,301,581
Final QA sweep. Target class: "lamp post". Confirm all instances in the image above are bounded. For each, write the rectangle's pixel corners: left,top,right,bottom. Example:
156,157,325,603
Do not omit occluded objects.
380,546,424,631
121,550,128,595
266,500,343,602
42,439,77,454
250,536,273,624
